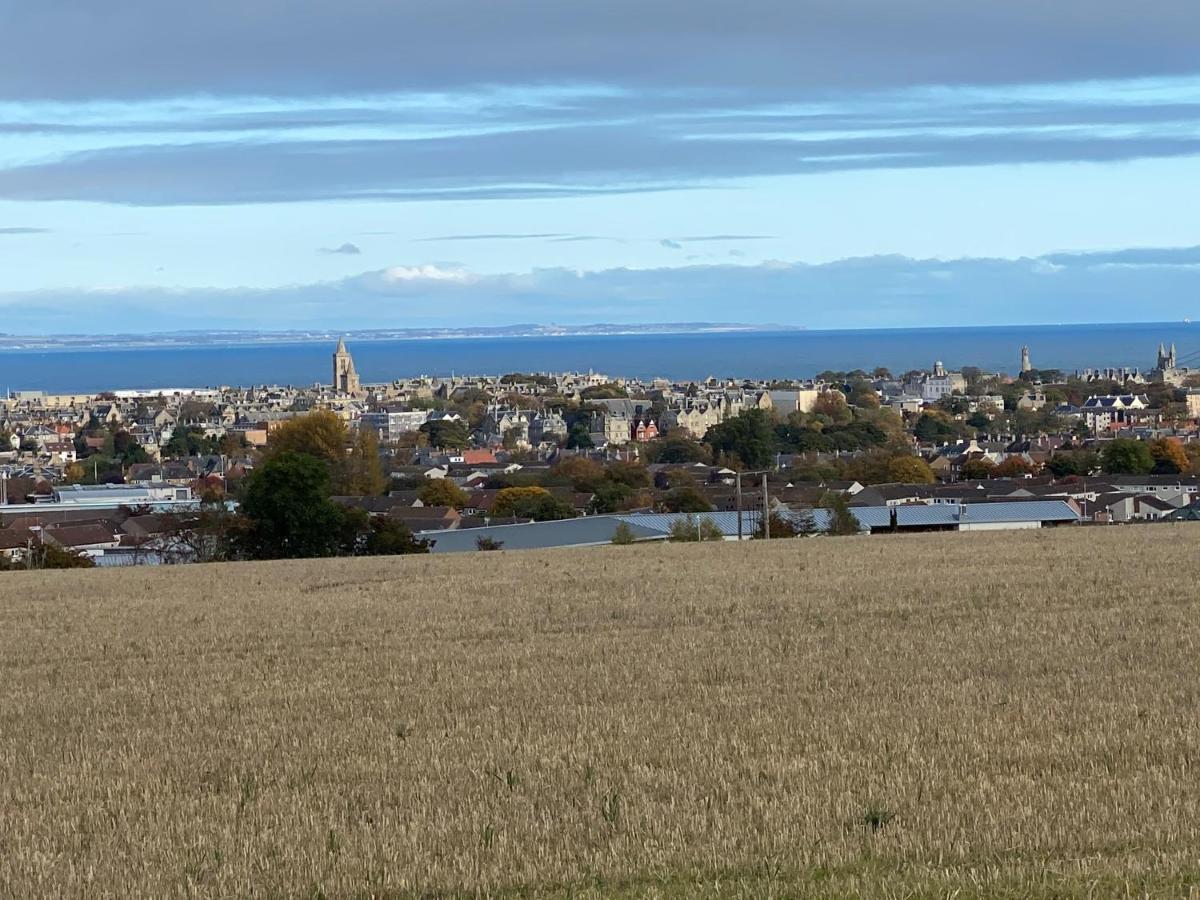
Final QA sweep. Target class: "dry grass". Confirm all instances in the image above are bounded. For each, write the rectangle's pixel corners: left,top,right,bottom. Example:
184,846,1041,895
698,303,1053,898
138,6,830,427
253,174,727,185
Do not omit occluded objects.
3,525,1200,898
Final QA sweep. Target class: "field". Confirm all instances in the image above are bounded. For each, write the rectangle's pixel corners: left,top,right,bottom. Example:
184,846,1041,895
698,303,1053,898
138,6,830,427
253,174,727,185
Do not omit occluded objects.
3,526,1200,898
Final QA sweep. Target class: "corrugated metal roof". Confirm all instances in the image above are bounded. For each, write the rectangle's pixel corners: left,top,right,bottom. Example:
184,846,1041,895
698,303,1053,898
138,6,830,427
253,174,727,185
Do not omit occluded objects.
825,500,1078,529
614,511,763,537
417,501,1078,553
419,515,664,553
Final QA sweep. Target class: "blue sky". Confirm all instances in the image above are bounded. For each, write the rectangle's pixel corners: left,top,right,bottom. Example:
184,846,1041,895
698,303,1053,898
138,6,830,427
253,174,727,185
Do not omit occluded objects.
1,1,1199,333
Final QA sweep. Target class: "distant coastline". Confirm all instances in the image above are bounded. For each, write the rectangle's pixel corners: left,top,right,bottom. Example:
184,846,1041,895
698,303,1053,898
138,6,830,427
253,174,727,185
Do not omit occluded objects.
0,322,802,353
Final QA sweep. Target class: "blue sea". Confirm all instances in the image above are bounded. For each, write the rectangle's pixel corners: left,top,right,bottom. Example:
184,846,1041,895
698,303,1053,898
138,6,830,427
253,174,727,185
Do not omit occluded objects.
1,322,1196,393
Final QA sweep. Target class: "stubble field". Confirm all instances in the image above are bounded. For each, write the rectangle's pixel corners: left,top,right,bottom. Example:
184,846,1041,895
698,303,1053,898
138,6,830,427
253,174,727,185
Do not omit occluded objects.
2,525,1200,898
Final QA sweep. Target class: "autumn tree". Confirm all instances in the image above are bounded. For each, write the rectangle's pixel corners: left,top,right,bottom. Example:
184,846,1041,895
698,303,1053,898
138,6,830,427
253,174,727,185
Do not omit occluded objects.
960,457,997,480
886,455,935,484
265,410,347,464
419,479,470,509
340,429,386,496
1149,437,1189,475
491,486,574,521
993,456,1036,478
551,456,605,491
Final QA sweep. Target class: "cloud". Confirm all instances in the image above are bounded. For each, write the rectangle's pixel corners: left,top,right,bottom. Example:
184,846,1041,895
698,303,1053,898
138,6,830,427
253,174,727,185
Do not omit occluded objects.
3,78,1199,205
3,245,1199,333
676,234,776,242
2,2,1198,103
415,233,571,242
0,226,49,234
660,239,683,250
319,242,361,255
1043,246,1200,267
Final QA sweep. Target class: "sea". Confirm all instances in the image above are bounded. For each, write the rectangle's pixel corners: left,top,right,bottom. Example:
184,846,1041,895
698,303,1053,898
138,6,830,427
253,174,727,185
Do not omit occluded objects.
1,322,1196,394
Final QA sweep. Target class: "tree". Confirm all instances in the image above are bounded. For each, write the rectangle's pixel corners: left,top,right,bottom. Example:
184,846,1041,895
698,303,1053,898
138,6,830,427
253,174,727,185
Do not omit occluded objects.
755,511,798,539
265,410,347,464
642,431,708,464
492,486,575,521
960,457,997,480
611,521,637,545
1149,437,1189,475
361,517,430,555
965,411,991,430
1046,449,1099,477
238,452,346,559
814,391,853,423
605,461,650,489
913,412,958,443
1,541,95,570
420,419,471,450
552,456,604,491
993,456,1036,478
340,429,386,496
703,409,777,469
580,383,627,400
820,493,861,536
112,430,150,466
419,479,470,509
668,516,724,542
476,537,504,551
661,484,714,513
565,422,594,449
163,428,218,459
886,455,935,484
1100,438,1154,475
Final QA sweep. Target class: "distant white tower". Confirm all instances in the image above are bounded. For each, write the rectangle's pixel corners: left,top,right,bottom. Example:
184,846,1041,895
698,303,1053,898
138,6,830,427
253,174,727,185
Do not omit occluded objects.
933,360,946,377
1020,345,1032,373
332,337,361,394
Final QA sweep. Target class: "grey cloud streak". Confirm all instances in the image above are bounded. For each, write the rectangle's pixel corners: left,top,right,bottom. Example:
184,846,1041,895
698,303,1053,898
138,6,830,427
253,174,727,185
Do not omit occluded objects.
3,108,1199,206
3,1,1199,102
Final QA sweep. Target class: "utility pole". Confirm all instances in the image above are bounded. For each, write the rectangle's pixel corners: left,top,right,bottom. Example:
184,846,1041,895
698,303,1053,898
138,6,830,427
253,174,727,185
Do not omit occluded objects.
736,472,743,540
762,472,770,539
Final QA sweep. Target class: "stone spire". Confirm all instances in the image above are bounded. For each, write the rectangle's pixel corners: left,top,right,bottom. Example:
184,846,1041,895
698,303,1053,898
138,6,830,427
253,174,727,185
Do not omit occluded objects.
332,337,361,395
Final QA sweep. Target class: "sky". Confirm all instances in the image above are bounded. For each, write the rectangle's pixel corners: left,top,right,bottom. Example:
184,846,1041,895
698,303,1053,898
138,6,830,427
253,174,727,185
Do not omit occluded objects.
1,1,1199,334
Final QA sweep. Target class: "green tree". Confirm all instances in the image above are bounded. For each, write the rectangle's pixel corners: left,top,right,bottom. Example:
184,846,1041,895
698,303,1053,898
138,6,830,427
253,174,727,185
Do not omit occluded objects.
238,452,346,559
668,516,725,542
703,409,777,469
642,431,709,464
420,419,471,449
1046,450,1099,477
820,493,862,536
361,517,430,555
1100,438,1154,475
611,521,637,545
755,511,798,539
661,484,714,513
913,412,958,443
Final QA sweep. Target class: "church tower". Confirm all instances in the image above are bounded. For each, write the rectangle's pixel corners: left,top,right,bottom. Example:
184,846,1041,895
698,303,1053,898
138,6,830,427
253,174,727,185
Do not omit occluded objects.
333,337,361,395
1020,345,1032,373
